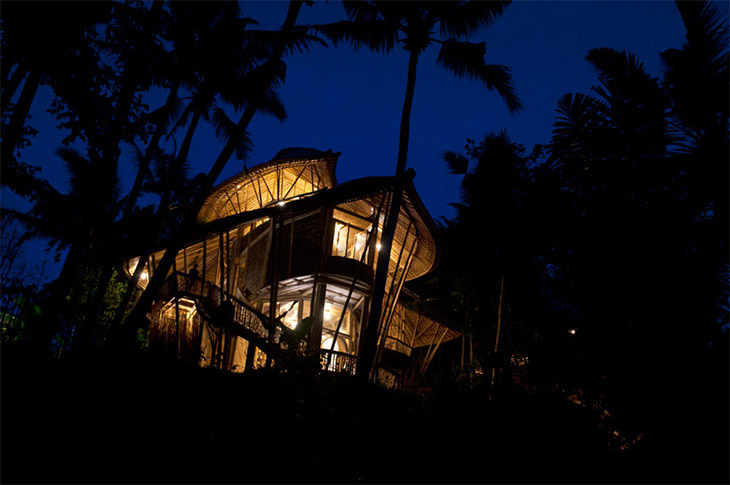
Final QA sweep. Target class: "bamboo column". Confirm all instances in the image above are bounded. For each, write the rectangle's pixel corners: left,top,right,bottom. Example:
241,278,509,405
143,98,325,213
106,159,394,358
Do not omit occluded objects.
489,275,505,400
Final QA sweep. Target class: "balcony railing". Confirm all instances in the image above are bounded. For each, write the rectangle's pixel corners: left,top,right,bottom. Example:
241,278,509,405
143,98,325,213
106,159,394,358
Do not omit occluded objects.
319,349,357,375
159,273,360,375
160,272,276,342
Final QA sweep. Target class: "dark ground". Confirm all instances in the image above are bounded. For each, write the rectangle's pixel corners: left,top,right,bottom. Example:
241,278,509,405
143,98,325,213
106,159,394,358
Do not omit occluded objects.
1,343,727,484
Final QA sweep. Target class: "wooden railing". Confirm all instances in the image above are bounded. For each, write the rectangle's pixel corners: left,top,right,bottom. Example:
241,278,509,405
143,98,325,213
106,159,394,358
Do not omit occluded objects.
160,272,276,342
159,273,360,375
319,349,357,375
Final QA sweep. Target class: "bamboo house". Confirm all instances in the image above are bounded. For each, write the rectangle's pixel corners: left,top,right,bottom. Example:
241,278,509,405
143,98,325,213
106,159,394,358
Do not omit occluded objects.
127,148,460,386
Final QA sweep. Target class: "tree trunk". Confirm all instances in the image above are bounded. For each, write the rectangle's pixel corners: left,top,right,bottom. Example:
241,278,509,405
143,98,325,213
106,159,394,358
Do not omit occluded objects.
489,274,505,400
1,65,28,114
36,238,87,355
356,49,419,383
122,81,181,224
176,106,203,168
118,0,305,349
73,0,167,352
82,82,181,346
1,68,41,163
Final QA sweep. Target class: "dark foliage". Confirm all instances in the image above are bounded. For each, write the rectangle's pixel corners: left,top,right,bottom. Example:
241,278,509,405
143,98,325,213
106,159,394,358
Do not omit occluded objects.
8,346,720,485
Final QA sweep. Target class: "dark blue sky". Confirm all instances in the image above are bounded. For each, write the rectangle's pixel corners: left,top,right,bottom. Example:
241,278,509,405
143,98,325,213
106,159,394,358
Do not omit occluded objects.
5,0,727,281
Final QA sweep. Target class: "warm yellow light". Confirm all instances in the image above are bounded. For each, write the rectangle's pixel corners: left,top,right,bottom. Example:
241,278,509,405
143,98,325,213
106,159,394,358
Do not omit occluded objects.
322,337,339,352
569,329,576,335
277,201,286,206
376,243,382,251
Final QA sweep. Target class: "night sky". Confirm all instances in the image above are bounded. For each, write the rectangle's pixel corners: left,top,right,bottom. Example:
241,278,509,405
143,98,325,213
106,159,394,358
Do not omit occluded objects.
5,0,727,282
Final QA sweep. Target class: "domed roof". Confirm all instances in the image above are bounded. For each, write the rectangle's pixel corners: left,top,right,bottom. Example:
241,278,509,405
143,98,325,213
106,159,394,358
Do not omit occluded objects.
270,147,334,161
197,148,339,223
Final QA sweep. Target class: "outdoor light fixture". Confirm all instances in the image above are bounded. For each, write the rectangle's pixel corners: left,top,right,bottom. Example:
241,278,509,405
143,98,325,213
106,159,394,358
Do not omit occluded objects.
569,329,576,335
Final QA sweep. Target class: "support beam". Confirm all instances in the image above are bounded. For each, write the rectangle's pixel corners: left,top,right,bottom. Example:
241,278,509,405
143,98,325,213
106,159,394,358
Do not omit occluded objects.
422,326,449,374
267,215,281,368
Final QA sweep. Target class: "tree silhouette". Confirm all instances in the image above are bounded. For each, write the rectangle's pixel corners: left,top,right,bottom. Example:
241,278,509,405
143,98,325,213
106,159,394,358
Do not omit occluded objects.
316,0,522,380
7,147,121,353
538,0,728,430
119,0,315,348
1,2,111,197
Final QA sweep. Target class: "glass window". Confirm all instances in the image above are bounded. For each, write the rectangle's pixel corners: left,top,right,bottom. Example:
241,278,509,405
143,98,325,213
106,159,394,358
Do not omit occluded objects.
322,301,349,335
332,210,371,261
262,299,310,330
333,222,348,257
321,337,340,352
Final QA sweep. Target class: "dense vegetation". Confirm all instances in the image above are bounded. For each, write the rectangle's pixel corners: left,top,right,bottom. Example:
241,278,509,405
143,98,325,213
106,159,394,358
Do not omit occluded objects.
1,1,727,483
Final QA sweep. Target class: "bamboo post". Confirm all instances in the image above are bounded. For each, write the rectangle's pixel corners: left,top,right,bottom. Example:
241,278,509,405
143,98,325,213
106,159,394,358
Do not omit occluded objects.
358,194,389,357
309,208,333,353
376,232,416,367
489,274,505,400
266,215,281,368
461,334,465,370
202,238,207,286
422,326,449,374
326,201,384,367
172,258,180,359
216,232,226,369
226,229,231,295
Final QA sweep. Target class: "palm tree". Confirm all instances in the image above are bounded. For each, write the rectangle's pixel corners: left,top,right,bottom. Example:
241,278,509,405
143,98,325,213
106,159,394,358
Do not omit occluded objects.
86,1,254,330
118,0,311,348
660,0,728,228
441,131,544,394
1,2,111,194
102,1,316,337
8,147,121,353
540,1,728,417
316,1,522,380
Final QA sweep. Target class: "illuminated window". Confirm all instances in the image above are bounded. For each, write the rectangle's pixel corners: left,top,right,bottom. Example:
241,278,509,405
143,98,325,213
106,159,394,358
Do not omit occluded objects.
322,301,350,335
331,210,371,261
262,300,310,330
321,337,340,352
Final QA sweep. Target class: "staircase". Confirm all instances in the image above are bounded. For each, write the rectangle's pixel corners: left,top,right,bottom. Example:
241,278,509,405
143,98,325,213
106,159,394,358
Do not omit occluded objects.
158,272,279,351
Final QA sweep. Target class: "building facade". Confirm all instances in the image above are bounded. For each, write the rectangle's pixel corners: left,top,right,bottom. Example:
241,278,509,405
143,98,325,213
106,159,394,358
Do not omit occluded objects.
127,148,459,386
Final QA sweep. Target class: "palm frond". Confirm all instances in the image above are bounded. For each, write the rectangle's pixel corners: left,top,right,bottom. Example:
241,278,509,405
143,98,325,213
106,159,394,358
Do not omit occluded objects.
437,40,522,112
2,207,67,249
143,92,184,128
660,1,728,135
257,90,287,122
587,48,663,105
437,1,511,39
314,20,398,53
443,150,469,175
549,92,605,161
55,146,121,208
211,107,253,161
343,1,381,22
244,27,327,56
55,147,92,195
168,99,196,137
676,0,728,57
552,93,602,135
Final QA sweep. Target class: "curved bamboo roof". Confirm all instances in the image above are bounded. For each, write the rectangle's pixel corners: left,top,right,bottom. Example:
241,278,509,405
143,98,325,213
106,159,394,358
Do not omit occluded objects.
397,288,461,348
198,148,339,223
196,148,439,281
